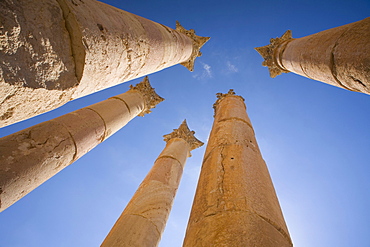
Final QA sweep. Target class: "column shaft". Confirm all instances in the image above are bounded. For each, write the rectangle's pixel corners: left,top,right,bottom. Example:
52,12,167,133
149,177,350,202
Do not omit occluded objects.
101,120,203,247
256,17,370,94
0,77,163,212
183,90,292,246
0,0,209,127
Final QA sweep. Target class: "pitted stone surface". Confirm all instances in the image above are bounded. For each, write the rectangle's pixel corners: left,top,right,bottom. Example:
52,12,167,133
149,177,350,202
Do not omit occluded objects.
183,90,292,246
0,81,161,212
0,0,77,127
256,17,370,95
102,122,202,247
0,120,75,211
0,0,209,127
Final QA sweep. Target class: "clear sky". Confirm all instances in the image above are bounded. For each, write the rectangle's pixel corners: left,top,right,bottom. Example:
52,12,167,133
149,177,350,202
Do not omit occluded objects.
0,0,369,246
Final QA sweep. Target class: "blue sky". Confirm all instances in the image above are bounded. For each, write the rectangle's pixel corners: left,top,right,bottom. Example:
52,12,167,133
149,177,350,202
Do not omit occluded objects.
0,0,370,246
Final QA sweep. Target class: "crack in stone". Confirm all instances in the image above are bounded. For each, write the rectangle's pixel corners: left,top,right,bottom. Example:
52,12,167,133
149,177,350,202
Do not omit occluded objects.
219,145,226,195
48,136,73,171
203,212,217,217
120,36,133,82
200,208,292,246
36,137,50,147
24,126,72,162
140,206,165,216
137,18,150,73
0,91,16,104
131,213,161,236
18,129,49,150
203,140,255,165
349,75,366,88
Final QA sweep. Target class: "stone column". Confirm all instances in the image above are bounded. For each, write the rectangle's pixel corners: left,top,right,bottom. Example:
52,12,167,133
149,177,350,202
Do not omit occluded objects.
101,120,203,247
0,0,210,127
0,77,163,212
183,90,292,246
255,17,370,95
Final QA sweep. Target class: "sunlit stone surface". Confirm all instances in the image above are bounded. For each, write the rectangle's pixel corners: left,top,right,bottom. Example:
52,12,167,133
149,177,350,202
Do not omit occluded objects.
183,90,292,246
0,77,163,212
0,0,209,127
256,17,370,95
101,120,203,247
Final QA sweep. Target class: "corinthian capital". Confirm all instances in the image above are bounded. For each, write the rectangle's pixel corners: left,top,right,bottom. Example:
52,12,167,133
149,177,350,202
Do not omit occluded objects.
163,120,203,151
130,77,164,116
176,21,210,72
255,30,292,78
213,89,245,113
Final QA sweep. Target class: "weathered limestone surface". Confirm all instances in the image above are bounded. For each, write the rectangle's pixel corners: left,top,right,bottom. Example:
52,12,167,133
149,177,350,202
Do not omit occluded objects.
101,120,203,247
0,0,209,127
183,90,292,246
0,77,163,212
0,0,78,127
256,17,370,95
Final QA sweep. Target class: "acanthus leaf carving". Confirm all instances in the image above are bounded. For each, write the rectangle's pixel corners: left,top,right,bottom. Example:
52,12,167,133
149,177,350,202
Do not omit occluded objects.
129,76,164,116
255,30,292,78
163,119,203,152
213,89,244,114
176,21,210,72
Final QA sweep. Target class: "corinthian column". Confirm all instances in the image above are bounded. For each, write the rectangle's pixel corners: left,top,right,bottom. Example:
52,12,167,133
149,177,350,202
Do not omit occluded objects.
101,120,203,247
0,77,163,212
0,0,210,127
255,17,370,95
183,90,292,246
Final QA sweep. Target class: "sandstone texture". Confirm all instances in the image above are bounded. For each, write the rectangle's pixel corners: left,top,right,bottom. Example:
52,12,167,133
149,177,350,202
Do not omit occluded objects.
256,17,370,95
0,78,163,212
0,0,209,127
183,90,292,246
101,121,202,247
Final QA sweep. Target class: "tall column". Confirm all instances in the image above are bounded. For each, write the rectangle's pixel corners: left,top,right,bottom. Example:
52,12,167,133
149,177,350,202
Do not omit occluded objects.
0,77,163,212
255,17,370,95
183,90,292,246
101,120,203,247
0,0,210,127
